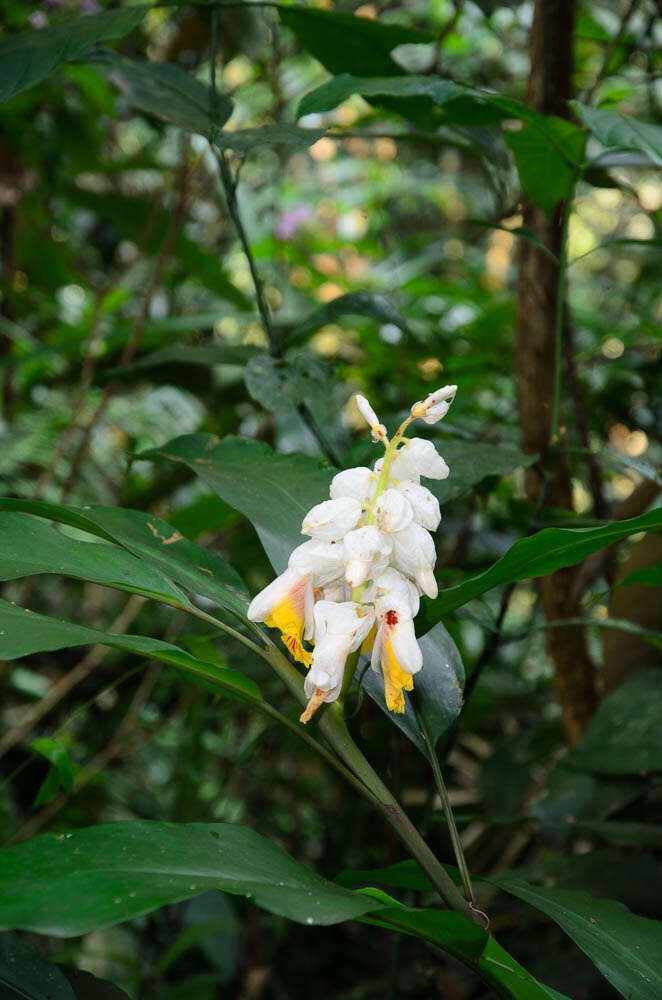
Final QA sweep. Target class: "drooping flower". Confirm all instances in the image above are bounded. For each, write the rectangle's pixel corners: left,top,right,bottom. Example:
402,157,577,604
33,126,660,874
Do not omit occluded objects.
247,567,314,666
301,497,362,541
300,601,374,722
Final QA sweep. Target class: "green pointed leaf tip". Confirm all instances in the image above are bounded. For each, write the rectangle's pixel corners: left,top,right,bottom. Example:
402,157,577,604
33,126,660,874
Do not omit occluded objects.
0,601,261,704
564,670,662,776
31,739,74,796
420,506,662,631
505,117,585,216
0,511,190,607
0,7,146,106
140,434,335,574
0,821,382,936
0,498,249,619
98,55,233,133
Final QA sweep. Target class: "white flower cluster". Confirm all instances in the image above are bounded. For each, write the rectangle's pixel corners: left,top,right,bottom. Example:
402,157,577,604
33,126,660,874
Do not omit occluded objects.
248,385,457,723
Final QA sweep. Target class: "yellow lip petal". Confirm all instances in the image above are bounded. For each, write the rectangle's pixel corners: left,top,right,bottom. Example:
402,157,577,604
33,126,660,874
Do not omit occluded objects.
382,636,414,713
265,594,312,668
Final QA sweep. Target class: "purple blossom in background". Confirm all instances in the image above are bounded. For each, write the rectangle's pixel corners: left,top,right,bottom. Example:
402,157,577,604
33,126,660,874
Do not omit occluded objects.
29,10,48,26
81,0,102,11
275,204,313,241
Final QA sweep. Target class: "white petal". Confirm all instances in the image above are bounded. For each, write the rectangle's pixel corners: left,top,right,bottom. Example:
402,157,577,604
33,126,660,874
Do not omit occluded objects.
355,393,380,429
372,567,419,618
374,489,414,533
396,480,441,531
322,579,350,602
330,467,375,504
391,438,449,481
390,523,437,596
371,622,383,674
343,526,391,588
301,497,362,541
247,567,305,622
289,539,344,585
388,617,423,675
307,633,352,695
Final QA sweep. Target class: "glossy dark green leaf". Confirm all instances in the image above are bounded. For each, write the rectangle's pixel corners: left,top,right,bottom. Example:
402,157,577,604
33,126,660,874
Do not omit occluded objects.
0,499,249,620
490,876,662,1000
574,821,662,849
0,7,146,106
565,670,662,776
360,904,487,963
298,73,465,117
0,932,75,1000
359,623,464,752
59,966,131,1000
0,511,189,607
572,102,662,167
430,439,536,506
279,8,433,77
31,738,74,804
141,435,334,573
244,353,349,431
337,859,430,892
478,937,570,1000
420,507,662,631
0,601,261,705
0,821,382,936
289,291,410,341
505,116,585,216
619,564,662,588
100,55,233,132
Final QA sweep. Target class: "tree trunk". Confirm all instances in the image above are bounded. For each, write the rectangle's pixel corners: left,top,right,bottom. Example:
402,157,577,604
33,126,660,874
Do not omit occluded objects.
516,0,598,745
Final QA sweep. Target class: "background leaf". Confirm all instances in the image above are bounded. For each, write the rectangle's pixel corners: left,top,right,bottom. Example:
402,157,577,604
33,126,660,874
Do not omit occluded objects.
0,932,75,1000
573,102,662,167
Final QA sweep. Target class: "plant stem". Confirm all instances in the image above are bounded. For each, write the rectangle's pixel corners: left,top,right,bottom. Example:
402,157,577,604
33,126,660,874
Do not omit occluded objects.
549,171,578,445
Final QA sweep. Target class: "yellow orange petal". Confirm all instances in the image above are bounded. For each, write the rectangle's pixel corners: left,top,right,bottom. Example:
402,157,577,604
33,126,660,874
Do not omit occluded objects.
265,595,312,668
382,636,414,713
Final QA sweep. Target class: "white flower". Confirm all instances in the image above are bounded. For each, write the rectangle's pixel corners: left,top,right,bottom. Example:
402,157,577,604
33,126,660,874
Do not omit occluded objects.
390,522,438,598
370,567,420,619
247,567,314,666
374,488,413,533
371,605,423,714
396,480,441,531
330,466,375,505
390,438,449,482
300,601,375,722
355,393,388,443
343,525,391,589
301,497,362,541
288,539,344,586
411,384,457,424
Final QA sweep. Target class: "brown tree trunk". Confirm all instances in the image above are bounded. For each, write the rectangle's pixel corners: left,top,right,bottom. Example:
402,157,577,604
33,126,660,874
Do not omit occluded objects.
516,0,598,745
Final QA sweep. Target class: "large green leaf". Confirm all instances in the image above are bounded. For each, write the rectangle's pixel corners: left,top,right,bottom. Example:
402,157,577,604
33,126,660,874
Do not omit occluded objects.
100,55,233,132
360,903,487,963
419,507,662,631
0,7,146,106
0,499,249,620
505,117,585,216
0,600,260,706
0,932,75,1000
0,820,382,936
491,877,662,1000
430,439,536,506
279,9,432,77
359,623,464,753
298,73,465,117
108,342,259,379
565,670,662,776
141,434,335,574
0,511,189,607
214,124,326,154
572,102,662,167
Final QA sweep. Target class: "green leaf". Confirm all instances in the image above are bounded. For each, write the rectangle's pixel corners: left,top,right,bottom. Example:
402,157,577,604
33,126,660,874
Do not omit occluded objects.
337,859,430,892
490,876,662,1000
279,9,433,77
505,117,585,216
0,932,75,1000
108,342,259,379
565,670,662,776
359,623,464,752
619,564,662,588
430,440,536,506
58,966,131,1000
99,55,233,132
572,102,662,167
140,435,335,574
0,600,261,706
289,291,410,341
244,353,348,430
478,937,571,1000
0,499,249,620
360,905,487,964
0,7,146,106
31,738,74,803
298,73,465,117
0,821,383,936
0,511,190,608
419,507,662,631
573,821,662,849
214,125,326,154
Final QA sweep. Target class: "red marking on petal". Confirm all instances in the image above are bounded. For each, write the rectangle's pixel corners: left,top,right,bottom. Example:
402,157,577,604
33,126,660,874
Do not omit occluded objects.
385,609,399,627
